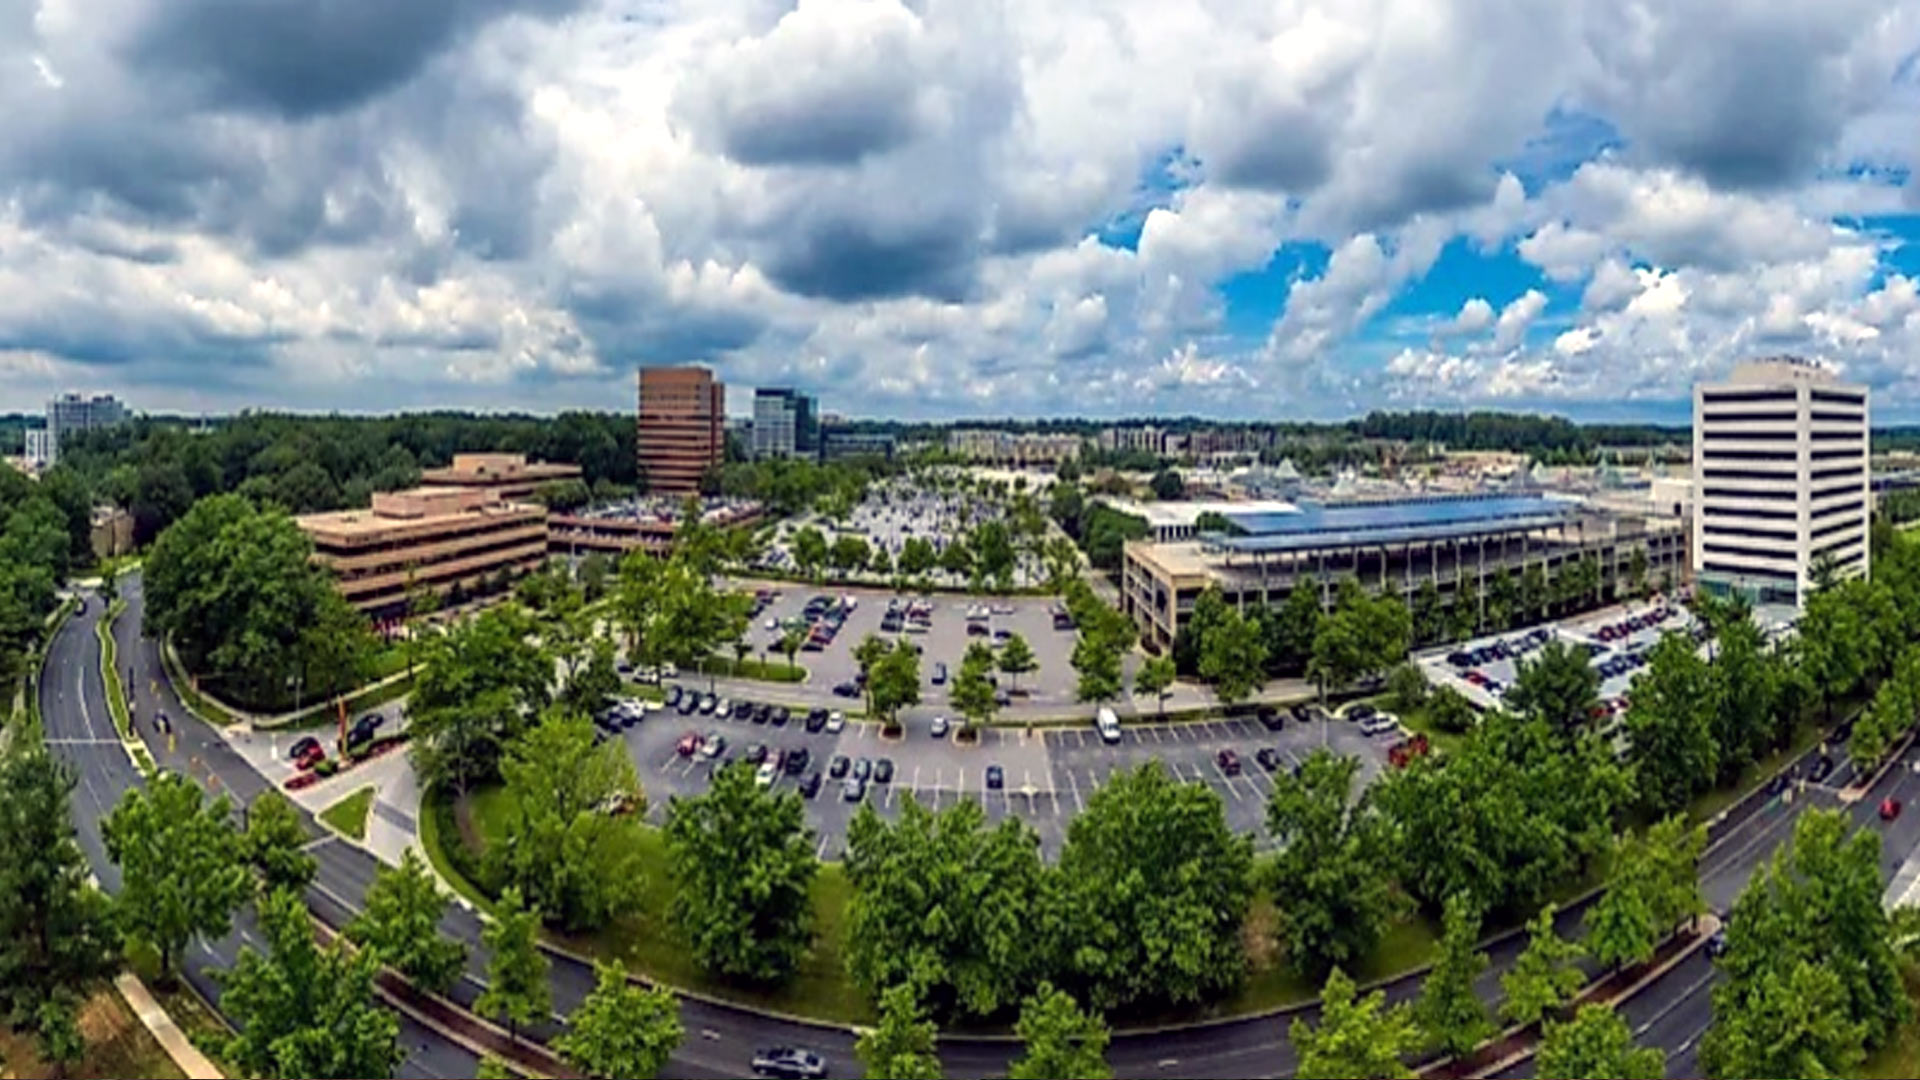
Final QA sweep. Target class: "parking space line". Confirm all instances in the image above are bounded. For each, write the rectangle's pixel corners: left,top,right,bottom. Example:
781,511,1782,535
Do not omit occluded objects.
1066,769,1083,814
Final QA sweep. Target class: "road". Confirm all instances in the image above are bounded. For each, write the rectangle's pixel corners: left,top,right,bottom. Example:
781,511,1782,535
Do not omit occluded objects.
42,572,1920,1079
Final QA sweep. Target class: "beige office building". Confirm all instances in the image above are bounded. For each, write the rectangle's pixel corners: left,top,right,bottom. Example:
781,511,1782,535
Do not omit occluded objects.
298,487,547,615
420,453,582,500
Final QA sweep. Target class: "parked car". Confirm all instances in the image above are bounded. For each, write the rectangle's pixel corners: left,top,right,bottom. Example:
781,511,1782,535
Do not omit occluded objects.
699,693,718,715
755,761,778,787
833,681,860,698
985,764,1005,790
1216,748,1242,776
853,757,873,781
1096,707,1121,745
829,754,851,779
930,715,950,738
1360,713,1400,737
295,743,327,771
745,743,769,764
842,777,867,802
289,736,321,762
772,707,791,727
665,685,683,708
1347,703,1376,722
806,708,829,732
932,662,948,686
715,698,733,720
785,747,811,775
874,758,895,784
675,733,702,757
1257,706,1283,731
826,711,846,734
1883,796,1904,821
701,734,727,760
1255,747,1283,772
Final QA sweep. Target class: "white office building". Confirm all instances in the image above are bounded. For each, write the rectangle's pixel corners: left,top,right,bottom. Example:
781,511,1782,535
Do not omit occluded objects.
752,388,817,459
1692,357,1869,609
23,427,53,467
41,392,128,465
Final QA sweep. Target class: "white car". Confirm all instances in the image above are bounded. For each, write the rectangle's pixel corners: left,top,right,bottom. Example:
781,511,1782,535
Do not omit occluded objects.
826,711,846,734
765,617,779,631
716,699,733,719
755,761,778,787
1359,714,1402,737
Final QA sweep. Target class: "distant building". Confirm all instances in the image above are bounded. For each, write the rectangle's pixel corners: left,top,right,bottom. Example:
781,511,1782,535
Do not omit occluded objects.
298,487,547,616
1693,356,1869,609
948,429,1080,466
822,430,897,461
549,500,765,557
90,506,135,561
23,427,53,467
1099,425,1166,455
420,453,582,501
752,388,819,459
638,366,725,495
40,393,127,465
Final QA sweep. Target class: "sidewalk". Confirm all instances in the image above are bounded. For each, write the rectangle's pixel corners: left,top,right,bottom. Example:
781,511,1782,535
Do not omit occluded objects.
116,972,223,1080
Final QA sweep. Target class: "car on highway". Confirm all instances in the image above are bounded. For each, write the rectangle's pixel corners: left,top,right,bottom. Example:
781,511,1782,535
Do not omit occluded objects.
799,771,822,799
930,715,950,739
1883,797,1904,821
1216,748,1242,776
826,711,846,734
1811,754,1837,783
875,758,895,784
829,755,851,779
986,764,1004,790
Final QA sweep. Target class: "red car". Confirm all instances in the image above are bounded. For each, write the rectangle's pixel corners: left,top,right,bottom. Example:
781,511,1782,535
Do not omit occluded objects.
1216,748,1242,776
294,743,327,771
676,732,703,757
1882,797,1903,822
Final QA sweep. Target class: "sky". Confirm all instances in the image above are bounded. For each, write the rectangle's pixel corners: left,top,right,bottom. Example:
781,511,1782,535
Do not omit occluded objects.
6,0,1920,423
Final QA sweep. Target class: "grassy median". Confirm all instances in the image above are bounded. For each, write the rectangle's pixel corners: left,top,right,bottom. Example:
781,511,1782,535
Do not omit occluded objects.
320,786,377,841
97,600,131,739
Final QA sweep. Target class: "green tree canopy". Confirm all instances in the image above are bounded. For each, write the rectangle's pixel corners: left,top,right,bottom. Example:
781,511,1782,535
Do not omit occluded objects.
998,632,1038,691
103,772,251,979
1198,605,1268,705
857,984,944,1080
1134,654,1176,715
476,888,552,1041
1264,749,1397,977
1505,640,1601,735
1537,1004,1664,1079
664,761,818,984
1499,904,1585,1028
1008,982,1111,1080
1415,893,1492,1057
554,960,684,1080
221,887,402,1080
1623,630,1720,816
347,849,467,996
407,603,552,795
1291,968,1418,1080
244,791,316,898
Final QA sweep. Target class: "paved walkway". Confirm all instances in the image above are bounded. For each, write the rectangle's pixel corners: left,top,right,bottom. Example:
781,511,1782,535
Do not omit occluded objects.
115,972,224,1079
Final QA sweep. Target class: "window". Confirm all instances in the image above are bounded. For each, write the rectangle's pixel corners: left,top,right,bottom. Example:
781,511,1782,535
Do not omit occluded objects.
1703,523,1797,543
1704,504,1797,522
1812,446,1864,460
1702,486,1797,502
1703,389,1797,405
1811,465,1863,482
1811,428,1863,442
1704,448,1798,462
1703,542,1799,564
1702,467,1798,482
1811,409,1863,423
1701,561,1798,585
1811,389,1865,406
1703,428,1797,442
1812,515,1862,540
1703,411,1798,424
1814,498,1865,520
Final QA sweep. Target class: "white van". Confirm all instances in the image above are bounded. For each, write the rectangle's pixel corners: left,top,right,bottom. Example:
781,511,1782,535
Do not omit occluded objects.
1096,707,1122,744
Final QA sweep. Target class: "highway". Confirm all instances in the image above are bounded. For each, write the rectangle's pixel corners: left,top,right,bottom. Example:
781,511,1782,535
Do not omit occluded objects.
39,572,1920,1079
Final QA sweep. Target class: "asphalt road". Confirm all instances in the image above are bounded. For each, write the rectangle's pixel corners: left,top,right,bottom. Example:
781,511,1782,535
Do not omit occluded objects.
42,571,1920,1079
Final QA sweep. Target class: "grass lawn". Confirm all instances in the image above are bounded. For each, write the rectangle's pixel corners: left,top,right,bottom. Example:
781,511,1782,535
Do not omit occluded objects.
1387,696,1470,757
1860,965,1920,1077
428,782,873,1024
695,656,808,683
320,786,377,841
96,602,131,738
1225,897,1440,1019
0,985,187,1080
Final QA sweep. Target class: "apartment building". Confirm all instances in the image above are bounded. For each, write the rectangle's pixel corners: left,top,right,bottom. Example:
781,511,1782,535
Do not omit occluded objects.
420,453,582,500
1692,357,1869,609
947,429,1082,465
638,366,725,494
1099,425,1167,455
298,487,548,615
37,392,127,465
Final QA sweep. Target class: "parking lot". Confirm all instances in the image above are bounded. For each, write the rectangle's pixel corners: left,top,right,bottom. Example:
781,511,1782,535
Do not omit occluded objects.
739,586,1086,709
624,688,1398,858
759,477,1049,588
1419,599,1708,716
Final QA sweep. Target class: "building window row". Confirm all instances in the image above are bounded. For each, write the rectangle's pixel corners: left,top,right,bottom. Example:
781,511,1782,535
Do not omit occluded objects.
1811,514,1864,541
1701,466,1798,483
1814,497,1866,520
1811,409,1864,424
1701,410,1799,424
1703,448,1799,462
1811,534,1864,562
1700,561,1799,585
1702,523,1798,544
1701,485,1797,502
1704,504,1797,522
1702,389,1798,405
1703,428,1797,442
1811,464,1864,482
1811,428,1865,442
1702,541,1799,565
1810,389,1866,405
1812,447,1865,460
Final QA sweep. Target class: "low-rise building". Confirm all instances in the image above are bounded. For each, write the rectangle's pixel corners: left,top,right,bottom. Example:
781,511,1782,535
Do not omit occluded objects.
298,487,547,616
90,506,134,561
548,500,764,557
1121,493,1686,651
821,431,897,461
947,429,1081,465
419,453,582,500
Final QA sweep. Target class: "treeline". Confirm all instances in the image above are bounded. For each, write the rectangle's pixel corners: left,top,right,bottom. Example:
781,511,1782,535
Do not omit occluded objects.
58,411,638,545
0,466,94,699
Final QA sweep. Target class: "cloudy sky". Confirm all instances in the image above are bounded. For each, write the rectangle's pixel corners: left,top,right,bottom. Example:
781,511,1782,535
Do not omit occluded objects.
6,0,1920,422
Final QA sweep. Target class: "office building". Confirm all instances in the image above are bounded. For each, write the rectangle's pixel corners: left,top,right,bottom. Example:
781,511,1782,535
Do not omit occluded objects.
420,453,582,501
23,427,52,467
752,388,819,459
1121,493,1685,650
638,366,725,495
40,393,127,465
1692,356,1869,608
822,430,897,461
298,487,548,616
549,500,765,557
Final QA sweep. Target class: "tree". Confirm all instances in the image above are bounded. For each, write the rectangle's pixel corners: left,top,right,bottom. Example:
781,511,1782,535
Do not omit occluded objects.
868,640,923,729
1486,568,1518,631
1149,468,1184,500
1627,546,1649,599
790,526,828,579
1623,630,1720,815
830,534,872,576
347,849,467,995
1056,762,1254,1010
577,551,611,602
665,762,818,983
844,798,1048,1018
898,536,937,577
1386,662,1428,716
1309,579,1410,695
998,632,1037,693
489,709,647,933
1291,968,1418,1080
554,960,684,1080
35,992,84,1079
475,1057,517,1080
1537,1005,1665,1079
407,603,552,796
1008,983,1111,1080
1198,605,1267,705
1800,582,1867,721
1416,894,1493,1058
1500,904,1585,1028
0,748,119,1047
1505,640,1601,735
857,984,943,1080
1703,955,1866,1080
1265,750,1397,977
1071,630,1124,705
220,887,402,1080
1426,686,1477,733
779,627,805,671
951,641,999,730
1412,578,1445,645
244,791,316,897
1134,653,1176,716
1712,610,1775,782
102,772,251,981
477,888,552,1041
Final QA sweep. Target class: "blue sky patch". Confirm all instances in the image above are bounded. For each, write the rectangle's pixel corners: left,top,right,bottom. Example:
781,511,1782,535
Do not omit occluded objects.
1217,240,1331,338
1095,145,1194,251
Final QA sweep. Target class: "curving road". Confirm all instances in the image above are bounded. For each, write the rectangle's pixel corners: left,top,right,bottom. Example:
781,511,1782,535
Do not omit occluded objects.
41,573,1920,1079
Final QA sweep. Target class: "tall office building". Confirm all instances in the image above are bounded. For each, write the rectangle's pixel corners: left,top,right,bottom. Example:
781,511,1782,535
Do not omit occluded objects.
41,392,127,465
1692,357,1869,609
751,388,818,459
637,366,725,495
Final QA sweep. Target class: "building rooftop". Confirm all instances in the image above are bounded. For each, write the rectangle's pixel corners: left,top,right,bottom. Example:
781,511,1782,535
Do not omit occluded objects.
300,487,539,537
1107,498,1300,529
421,453,580,484
1209,494,1580,554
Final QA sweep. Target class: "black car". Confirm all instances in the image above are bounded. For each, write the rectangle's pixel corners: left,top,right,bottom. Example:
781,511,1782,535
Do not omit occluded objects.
806,708,829,733
874,758,894,784
1257,706,1283,731
289,735,321,761
853,757,873,781
985,764,1004,790
932,662,948,686
745,743,769,765
798,772,823,799
1447,650,1471,667
1347,703,1376,722
829,755,851,779
1256,747,1283,772
751,703,770,724
772,707,791,727
666,686,683,708
833,681,859,698
785,747,811,775
1811,754,1836,783
1289,704,1311,723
